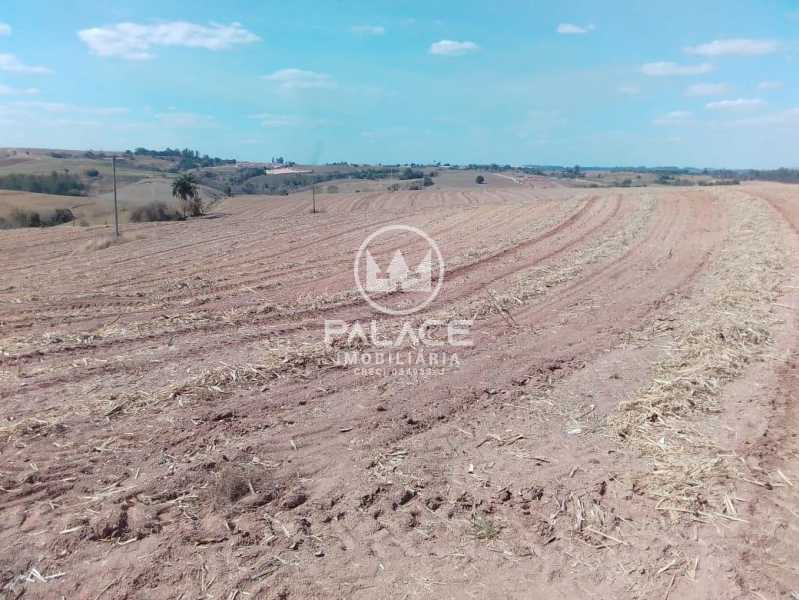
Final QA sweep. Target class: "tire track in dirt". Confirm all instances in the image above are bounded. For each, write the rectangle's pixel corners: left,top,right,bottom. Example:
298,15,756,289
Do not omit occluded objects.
2,193,635,432
5,191,719,544
202,190,724,493
0,210,446,326
131,199,535,306
0,192,620,436
0,194,560,330
2,203,609,413
3,188,563,292
0,201,537,337
2,197,590,371
0,187,750,600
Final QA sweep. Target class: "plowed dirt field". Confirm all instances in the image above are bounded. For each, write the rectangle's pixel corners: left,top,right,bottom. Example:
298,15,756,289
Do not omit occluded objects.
2,183,798,599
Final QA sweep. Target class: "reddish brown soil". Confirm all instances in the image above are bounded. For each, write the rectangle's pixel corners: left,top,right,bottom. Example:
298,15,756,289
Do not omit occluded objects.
1,183,798,599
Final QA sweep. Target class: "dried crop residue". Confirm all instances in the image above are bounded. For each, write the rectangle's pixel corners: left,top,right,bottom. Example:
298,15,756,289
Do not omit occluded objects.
612,193,786,514
3,184,799,600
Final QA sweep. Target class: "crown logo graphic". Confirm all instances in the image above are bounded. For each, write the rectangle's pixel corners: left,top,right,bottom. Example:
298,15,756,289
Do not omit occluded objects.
365,249,433,293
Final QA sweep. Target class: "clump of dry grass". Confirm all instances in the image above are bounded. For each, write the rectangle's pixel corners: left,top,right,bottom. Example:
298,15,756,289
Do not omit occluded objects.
610,195,786,513
209,465,256,507
131,340,341,408
470,514,501,540
116,333,384,415
0,415,67,447
260,340,338,373
618,321,769,421
613,320,771,509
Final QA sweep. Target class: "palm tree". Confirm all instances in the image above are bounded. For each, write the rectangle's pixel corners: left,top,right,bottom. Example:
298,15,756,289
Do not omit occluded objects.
172,174,202,217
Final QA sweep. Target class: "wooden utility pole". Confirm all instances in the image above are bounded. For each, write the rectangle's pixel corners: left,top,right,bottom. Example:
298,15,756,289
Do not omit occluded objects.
312,184,317,214
112,156,120,237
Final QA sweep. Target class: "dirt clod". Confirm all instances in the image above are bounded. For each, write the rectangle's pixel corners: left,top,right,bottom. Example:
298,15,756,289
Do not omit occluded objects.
282,493,308,510
394,488,415,508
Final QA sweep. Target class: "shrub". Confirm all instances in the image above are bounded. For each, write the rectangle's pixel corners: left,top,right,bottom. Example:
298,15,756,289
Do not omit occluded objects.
9,208,41,227
423,176,434,187
399,167,424,180
48,208,75,225
1,207,74,228
129,201,182,223
475,175,485,184
84,168,100,178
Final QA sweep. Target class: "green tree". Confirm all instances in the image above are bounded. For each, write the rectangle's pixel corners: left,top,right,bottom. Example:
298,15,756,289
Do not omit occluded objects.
172,174,203,217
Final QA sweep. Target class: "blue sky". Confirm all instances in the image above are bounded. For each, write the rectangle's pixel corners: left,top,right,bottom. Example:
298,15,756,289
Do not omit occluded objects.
0,0,797,167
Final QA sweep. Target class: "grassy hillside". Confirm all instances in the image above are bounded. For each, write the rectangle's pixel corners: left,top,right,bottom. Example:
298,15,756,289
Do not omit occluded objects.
0,149,172,195
0,177,222,227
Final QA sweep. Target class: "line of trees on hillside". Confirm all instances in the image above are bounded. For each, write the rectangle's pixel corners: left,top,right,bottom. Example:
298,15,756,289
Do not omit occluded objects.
0,172,85,196
736,168,799,183
218,166,427,196
127,147,236,171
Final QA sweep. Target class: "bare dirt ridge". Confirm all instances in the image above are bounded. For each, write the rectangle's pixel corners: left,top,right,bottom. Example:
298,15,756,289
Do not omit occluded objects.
1,183,798,599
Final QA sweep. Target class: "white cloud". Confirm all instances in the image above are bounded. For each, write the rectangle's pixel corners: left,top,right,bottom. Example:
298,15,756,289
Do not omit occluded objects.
685,38,778,57
556,23,595,35
429,40,479,56
77,21,260,60
618,84,641,95
361,126,411,140
706,98,765,110
0,23,11,36
726,107,799,127
0,84,38,96
0,53,51,74
250,113,311,128
18,101,68,112
154,111,216,127
516,109,568,139
653,110,693,126
641,61,713,76
351,25,385,36
90,106,130,116
684,82,731,96
261,68,335,91
0,101,127,130
757,80,783,91
11,101,128,115
153,111,218,129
